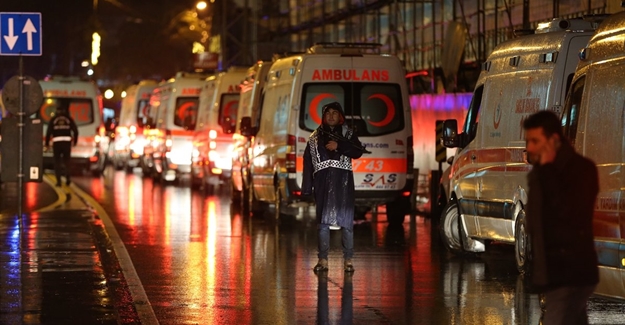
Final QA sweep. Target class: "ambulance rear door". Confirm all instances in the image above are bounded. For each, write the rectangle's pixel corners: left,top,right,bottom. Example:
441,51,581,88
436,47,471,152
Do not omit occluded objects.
297,55,410,202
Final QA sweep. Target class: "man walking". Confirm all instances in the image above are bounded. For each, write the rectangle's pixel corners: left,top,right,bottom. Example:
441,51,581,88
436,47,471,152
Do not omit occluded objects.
523,110,599,325
302,102,363,273
45,103,78,187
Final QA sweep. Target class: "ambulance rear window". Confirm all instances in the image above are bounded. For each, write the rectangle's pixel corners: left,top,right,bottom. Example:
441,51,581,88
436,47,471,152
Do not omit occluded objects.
299,83,404,136
174,97,198,130
136,99,150,128
39,98,94,126
217,93,239,132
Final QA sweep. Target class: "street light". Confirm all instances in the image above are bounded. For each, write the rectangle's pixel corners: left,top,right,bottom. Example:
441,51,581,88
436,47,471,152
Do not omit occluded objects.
196,1,207,11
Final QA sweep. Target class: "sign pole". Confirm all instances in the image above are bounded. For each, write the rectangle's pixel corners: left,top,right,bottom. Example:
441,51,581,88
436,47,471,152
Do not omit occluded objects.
17,55,24,218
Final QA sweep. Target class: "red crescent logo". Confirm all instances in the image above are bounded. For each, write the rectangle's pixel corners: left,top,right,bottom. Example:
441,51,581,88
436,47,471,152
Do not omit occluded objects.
223,100,238,119
40,102,54,122
309,93,338,125
177,102,196,121
367,94,395,127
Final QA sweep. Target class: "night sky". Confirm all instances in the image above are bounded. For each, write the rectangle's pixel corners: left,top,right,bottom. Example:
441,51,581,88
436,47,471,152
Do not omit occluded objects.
0,0,204,87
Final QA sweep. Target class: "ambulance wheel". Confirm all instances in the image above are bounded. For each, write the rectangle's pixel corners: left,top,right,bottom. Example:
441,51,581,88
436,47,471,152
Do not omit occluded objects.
241,178,250,214
515,209,532,275
231,179,242,203
274,186,283,220
248,180,264,218
439,200,465,254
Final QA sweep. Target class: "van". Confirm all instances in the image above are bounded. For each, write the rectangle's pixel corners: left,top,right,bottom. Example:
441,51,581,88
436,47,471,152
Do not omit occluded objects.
249,43,414,223
438,18,599,273
143,72,208,182
38,76,107,175
114,80,157,171
560,11,625,300
231,61,272,204
191,67,247,188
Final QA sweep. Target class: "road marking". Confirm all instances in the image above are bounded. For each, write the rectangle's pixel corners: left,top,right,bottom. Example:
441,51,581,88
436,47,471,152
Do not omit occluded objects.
69,182,160,325
35,175,68,212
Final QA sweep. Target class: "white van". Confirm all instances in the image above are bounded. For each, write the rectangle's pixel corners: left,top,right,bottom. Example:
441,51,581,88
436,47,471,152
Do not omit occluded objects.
231,61,272,204
143,72,208,182
114,80,157,171
249,43,414,223
438,18,599,273
191,67,247,188
560,11,625,300
39,76,107,175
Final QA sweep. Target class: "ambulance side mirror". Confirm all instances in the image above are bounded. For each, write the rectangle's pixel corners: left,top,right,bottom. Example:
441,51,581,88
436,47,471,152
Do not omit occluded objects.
240,116,255,137
442,119,460,148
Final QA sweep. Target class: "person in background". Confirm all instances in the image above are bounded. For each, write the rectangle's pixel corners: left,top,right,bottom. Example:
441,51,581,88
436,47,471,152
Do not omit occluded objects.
302,102,363,273
45,102,78,187
523,110,599,325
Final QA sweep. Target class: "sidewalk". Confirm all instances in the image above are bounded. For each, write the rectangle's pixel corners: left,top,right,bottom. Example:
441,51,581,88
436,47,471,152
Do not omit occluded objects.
0,177,138,324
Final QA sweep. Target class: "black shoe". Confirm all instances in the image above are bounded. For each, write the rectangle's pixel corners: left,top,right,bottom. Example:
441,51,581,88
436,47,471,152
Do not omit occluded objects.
313,259,328,273
344,259,354,273
66,179,71,186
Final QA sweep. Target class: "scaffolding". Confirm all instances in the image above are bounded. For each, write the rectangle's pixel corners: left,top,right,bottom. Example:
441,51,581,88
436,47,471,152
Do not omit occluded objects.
224,0,613,93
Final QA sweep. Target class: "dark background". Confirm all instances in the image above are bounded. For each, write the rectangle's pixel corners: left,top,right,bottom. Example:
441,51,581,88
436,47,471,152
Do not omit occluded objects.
0,0,205,87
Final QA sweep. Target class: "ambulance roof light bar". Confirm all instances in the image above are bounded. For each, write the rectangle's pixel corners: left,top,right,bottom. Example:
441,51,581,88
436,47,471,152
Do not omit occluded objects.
307,42,383,55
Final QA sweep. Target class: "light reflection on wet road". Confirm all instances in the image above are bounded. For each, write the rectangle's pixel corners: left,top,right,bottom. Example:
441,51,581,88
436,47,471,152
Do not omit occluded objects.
76,168,624,325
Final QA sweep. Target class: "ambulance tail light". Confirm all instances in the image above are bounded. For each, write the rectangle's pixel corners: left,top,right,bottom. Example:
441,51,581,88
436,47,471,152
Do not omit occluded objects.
95,126,105,144
165,130,173,151
407,136,414,175
286,134,296,173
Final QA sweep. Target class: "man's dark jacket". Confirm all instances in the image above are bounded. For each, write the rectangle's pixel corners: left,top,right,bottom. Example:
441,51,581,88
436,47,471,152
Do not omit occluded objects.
301,106,363,230
526,141,599,292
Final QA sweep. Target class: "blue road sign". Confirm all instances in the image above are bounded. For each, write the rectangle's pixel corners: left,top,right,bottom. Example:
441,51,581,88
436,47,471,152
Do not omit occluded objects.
0,12,42,56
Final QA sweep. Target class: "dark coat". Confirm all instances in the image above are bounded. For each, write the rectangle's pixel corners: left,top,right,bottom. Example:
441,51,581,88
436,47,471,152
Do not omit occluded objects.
301,121,363,230
526,142,599,292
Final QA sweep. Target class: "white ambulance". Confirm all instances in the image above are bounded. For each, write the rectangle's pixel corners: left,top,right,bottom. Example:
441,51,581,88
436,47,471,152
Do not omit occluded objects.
143,72,208,182
114,80,157,171
438,18,599,273
560,11,625,300
249,43,414,223
39,76,107,175
191,66,247,188
231,61,272,205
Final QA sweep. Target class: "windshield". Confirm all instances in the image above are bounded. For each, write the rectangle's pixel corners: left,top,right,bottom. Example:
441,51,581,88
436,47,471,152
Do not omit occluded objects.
173,97,198,130
299,82,404,136
39,98,94,126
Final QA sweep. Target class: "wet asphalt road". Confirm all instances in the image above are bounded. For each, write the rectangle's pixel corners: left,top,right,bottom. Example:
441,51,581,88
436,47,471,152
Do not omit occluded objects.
66,167,625,325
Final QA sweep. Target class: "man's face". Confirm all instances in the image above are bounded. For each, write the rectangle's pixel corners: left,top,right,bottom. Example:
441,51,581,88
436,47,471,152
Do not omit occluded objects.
323,108,341,127
525,127,556,165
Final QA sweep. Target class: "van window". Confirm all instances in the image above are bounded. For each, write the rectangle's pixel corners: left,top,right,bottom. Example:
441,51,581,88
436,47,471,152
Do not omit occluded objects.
217,93,239,132
136,99,150,128
299,82,403,136
562,76,585,145
40,98,94,126
462,85,483,142
174,97,198,130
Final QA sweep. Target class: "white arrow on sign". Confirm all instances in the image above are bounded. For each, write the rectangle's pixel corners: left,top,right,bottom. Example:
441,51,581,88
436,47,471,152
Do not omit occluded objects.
3,18,18,50
22,19,37,51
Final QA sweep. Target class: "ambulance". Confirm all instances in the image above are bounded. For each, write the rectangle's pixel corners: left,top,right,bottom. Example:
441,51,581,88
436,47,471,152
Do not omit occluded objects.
438,18,599,273
191,66,247,188
114,80,157,171
249,43,414,223
231,61,272,205
143,72,208,182
38,76,107,175
560,11,625,300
